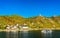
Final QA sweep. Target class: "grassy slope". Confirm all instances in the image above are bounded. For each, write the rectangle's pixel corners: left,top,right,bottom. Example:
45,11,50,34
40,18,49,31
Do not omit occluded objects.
0,15,60,29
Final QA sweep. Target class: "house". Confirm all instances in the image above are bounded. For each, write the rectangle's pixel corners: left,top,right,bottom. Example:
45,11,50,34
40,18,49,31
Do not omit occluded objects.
6,24,18,30
20,25,29,30
6,26,10,30
6,25,11,30
11,25,19,30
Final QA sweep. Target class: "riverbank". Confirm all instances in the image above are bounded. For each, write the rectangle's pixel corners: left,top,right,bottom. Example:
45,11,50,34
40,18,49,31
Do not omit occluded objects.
0,28,60,32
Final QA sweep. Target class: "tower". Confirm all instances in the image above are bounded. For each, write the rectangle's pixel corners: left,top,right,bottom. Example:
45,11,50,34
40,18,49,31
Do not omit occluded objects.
39,14,41,16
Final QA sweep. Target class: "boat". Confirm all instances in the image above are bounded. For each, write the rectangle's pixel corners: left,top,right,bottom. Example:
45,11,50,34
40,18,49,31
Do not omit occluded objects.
41,29,52,33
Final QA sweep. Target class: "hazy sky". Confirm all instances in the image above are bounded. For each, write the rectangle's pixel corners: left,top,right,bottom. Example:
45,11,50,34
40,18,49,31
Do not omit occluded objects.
0,0,60,17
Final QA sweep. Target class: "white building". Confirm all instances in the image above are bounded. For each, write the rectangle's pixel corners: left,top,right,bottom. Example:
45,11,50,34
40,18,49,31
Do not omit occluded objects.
6,26,10,30
11,26,18,30
39,14,41,16
20,26,29,30
22,26,28,28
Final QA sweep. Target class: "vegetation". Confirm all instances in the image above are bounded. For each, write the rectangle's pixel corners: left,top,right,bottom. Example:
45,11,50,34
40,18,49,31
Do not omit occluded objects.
0,15,60,29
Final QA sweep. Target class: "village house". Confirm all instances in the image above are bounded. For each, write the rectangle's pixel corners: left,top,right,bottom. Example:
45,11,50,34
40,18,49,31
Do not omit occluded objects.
6,24,19,30
6,26,10,30
6,23,29,31
19,23,29,30
11,26,17,30
6,25,11,30
20,25,29,30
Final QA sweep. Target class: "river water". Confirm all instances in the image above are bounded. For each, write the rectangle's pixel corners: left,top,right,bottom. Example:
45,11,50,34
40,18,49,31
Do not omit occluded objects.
0,30,60,38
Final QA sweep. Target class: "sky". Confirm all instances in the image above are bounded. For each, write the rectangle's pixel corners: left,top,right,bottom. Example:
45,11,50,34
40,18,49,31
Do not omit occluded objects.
0,0,60,18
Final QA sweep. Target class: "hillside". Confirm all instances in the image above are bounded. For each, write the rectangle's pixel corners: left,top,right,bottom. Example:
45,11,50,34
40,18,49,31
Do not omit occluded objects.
0,15,60,29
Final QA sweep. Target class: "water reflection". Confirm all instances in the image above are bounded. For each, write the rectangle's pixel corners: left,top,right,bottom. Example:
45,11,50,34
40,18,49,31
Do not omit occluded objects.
6,31,18,38
5,30,57,38
20,31,28,38
6,31,29,38
41,32,52,38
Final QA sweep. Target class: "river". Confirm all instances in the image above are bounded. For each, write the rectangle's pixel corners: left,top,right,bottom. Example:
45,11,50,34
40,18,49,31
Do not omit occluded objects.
0,30,60,38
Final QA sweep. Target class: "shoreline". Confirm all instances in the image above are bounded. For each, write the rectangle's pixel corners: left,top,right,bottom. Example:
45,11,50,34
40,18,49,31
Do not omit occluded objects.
0,28,60,32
